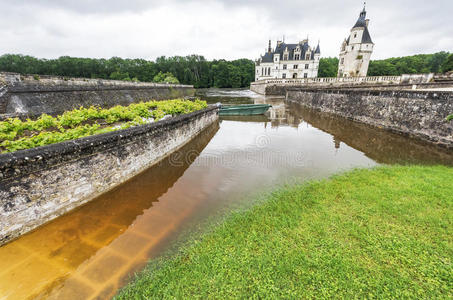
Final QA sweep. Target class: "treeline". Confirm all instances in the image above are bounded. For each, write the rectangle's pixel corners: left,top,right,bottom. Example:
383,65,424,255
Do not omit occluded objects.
1,52,451,87
318,52,452,77
0,54,254,88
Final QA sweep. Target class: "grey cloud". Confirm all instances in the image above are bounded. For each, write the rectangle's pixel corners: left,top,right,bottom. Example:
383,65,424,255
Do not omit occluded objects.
0,0,451,60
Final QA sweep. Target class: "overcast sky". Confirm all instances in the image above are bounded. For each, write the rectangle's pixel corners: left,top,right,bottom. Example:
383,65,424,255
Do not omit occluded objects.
0,0,451,61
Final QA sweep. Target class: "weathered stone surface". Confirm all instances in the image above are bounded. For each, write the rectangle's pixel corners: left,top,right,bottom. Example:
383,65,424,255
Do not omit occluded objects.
250,73,453,96
286,88,453,148
0,72,195,118
0,105,219,246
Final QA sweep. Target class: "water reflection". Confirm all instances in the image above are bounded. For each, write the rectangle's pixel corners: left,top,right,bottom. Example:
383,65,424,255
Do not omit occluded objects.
0,122,220,300
1,89,452,300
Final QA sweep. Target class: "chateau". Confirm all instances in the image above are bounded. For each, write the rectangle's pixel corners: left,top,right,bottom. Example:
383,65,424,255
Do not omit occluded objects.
255,39,320,81
338,5,374,77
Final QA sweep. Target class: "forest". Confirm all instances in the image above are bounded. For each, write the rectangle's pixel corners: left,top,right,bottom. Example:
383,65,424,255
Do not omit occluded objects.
0,52,451,88
318,52,452,77
0,54,254,88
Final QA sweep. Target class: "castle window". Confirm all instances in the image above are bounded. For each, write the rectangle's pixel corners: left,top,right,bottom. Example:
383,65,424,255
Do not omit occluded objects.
293,65,298,69
305,54,310,60
354,33,357,38
283,64,287,70
283,54,288,60
341,58,344,64
305,64,309,69
304,73,308,78
295,54,300,60
282,73,287,79
292,73,298,79
351,46,354,50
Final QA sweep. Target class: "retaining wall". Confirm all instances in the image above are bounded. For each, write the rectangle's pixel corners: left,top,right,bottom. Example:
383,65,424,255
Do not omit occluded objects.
250,73,442,96
286,88,453,148
0,72,195,118
0,105,219,245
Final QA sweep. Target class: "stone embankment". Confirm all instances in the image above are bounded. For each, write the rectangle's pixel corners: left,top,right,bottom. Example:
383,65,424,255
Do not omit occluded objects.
286,88,453,148
0,105,219,246
251,73,453,96
0,72,195,118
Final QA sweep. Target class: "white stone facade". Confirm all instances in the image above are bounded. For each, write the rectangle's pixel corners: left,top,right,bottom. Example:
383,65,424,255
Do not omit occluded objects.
338,6,374,77
255,39,320,81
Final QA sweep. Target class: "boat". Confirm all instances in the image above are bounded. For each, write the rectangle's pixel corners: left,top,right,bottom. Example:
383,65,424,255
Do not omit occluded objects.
219,104,272,116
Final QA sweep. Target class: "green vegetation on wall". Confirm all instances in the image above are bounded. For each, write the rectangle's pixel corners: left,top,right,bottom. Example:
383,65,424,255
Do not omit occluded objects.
0,99,207,153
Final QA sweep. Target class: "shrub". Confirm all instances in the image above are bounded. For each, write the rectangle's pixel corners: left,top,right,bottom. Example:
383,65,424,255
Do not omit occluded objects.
0,99,207,152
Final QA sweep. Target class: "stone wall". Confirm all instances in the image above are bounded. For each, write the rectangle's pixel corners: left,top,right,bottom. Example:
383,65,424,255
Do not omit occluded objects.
0,72,195,118
286,88,453,148
0,105,219,245
250,73,438,95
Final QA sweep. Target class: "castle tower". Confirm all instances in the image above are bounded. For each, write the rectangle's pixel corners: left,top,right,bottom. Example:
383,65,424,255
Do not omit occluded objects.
337,4,374,77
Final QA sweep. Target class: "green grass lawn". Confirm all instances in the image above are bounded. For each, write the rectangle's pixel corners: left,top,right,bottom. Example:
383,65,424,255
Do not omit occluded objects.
116,165,453,299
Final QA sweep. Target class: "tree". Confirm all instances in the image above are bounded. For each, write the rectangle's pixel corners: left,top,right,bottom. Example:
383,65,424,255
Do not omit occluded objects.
318,58,339,77
153,72,179,84
441,54,453,73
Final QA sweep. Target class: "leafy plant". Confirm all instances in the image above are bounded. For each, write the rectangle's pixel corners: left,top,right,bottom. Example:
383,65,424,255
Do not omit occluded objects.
447,114,453,122
0,99,208,153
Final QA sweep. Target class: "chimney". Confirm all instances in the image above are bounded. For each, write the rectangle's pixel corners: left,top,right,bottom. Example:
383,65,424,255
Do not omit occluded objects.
365,19,370,27
268,40,272,53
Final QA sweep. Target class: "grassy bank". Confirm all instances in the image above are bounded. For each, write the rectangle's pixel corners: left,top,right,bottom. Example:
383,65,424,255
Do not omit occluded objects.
117,165,452,299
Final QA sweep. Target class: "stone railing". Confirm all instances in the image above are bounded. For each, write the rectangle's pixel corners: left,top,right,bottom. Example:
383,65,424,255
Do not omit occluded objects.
0,72,190,89
250,73,438,95
253,75,402,86
0,72,195,116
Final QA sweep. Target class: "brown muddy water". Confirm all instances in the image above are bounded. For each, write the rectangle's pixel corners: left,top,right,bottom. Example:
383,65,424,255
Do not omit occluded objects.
1,89,453,300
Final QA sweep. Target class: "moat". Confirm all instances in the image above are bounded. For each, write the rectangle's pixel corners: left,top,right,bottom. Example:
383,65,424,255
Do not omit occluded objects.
1,89,452,299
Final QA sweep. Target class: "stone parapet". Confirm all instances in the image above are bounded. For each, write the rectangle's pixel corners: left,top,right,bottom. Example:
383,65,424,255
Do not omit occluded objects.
0,72,195,117
286,88,453,148
250,73,438,95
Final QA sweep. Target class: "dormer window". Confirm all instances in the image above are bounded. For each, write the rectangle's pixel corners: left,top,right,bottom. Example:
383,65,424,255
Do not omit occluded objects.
283,54,289,60
295,54,300,60
305,54,310,60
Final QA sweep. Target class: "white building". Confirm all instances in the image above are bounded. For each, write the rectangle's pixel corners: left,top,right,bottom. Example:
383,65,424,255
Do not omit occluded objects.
255,39,320,81
338,5,374,77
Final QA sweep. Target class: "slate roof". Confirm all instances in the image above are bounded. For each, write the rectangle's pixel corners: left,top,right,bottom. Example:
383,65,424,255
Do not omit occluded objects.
261,52,274,63
260,40,318,63
361,26,373,44
347,7,373,45
315,44,321,54
353,7,367,28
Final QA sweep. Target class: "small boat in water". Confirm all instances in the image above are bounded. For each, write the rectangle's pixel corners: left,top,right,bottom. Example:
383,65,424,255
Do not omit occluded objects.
219,104,272,116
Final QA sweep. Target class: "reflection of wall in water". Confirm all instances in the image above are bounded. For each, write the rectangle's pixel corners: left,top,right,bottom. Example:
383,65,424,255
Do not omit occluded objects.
285,102,453,165
0,121,220,300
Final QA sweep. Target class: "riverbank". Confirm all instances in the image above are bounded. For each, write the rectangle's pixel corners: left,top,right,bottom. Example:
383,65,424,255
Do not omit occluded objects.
116,165,452,299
